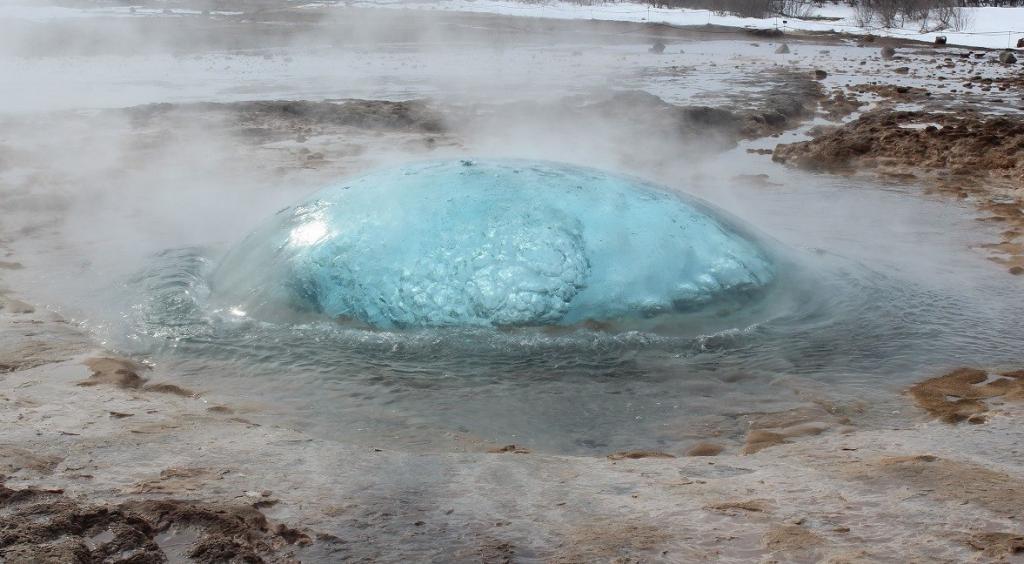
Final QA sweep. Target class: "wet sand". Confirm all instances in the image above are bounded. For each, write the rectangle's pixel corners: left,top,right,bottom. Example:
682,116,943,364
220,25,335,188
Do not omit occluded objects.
1,4,1023,562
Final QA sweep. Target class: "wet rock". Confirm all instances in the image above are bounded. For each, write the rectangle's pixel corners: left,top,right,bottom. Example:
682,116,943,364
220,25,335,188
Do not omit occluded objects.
880,46,896,60
554,520,669,562
742,430,788,454
763,524,823,553
127,99,446,135
1,481,308,563
607,450,675,460
774,43,790,54
848,455,1024,517
907,367,1024,423
964,532,1024,558
0,446,62,475
1,298,33,314
819,90,862,121
774,109,1024,176
705,499,769,514
806,124,839,137
487,444,530,454
143,382,197,397
685,442,724,456
78,357,148,389
999,50,1017,64
78,357,197,397
207,405,234,414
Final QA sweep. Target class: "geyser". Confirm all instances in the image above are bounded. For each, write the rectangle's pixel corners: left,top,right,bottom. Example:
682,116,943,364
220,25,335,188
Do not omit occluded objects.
210,160,775,327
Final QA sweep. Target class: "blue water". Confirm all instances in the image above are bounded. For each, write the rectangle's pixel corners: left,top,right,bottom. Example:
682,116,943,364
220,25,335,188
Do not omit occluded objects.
208,160,775,328
84,164,1024,455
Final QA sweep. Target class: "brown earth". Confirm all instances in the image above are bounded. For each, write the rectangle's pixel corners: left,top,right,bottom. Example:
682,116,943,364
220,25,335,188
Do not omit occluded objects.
908,367,1024,423
846,454,1024,517
685,442,724,456
762,524,824,553
79,356,198,397
773,109,1024,273
607,450,676,460
0,480,315,563
963,531,1024,558
705,499,770,515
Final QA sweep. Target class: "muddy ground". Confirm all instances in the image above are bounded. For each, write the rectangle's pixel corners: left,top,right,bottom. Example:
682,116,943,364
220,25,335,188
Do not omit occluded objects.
1,4,1024,563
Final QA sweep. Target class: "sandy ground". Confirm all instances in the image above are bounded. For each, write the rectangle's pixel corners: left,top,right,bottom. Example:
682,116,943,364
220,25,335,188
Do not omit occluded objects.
1,5,1024,563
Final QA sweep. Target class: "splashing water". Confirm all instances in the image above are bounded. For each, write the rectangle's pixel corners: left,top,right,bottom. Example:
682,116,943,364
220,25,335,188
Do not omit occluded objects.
209,160,775,328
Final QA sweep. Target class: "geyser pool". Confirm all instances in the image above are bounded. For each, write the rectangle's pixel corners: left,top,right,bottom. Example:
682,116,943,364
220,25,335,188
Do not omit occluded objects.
210,160,776,328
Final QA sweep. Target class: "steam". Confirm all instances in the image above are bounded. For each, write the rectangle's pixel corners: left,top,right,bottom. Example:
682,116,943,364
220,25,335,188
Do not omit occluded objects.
0,1,808,329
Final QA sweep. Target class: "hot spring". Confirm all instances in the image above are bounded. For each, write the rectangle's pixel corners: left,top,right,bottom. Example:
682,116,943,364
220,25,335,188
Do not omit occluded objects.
12,158,1024,456
208,160,777,329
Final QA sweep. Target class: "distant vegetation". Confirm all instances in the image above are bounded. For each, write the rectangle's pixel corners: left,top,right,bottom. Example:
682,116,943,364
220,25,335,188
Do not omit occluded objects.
519,0,1013,31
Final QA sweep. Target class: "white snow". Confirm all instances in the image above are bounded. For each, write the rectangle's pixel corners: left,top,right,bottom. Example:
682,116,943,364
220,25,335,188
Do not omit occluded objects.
332,0,1024,50
0,1,240,21
4,0,1024,49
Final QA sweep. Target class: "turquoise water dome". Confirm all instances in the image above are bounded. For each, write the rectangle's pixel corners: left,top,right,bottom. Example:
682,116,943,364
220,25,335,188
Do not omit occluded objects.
210,160,775,328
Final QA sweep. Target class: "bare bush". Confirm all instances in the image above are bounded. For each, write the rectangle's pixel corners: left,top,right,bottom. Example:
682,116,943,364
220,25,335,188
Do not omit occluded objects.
853,1,876,25
778,0,818,18
849,0,973,31
948,3,975,31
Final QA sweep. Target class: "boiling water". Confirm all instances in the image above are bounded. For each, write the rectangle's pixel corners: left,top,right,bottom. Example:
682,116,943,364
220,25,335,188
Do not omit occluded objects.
54,165,1018,455
208,160,775,328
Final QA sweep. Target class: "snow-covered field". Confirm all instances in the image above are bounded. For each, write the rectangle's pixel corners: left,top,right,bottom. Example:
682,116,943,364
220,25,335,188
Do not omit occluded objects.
2,0,1023,49
324,0,1024,50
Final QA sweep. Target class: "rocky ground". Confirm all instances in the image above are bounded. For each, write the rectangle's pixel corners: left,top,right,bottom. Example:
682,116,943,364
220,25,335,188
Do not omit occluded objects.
1,4,1024,563
770,43,1024,275
1,307,1022,562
